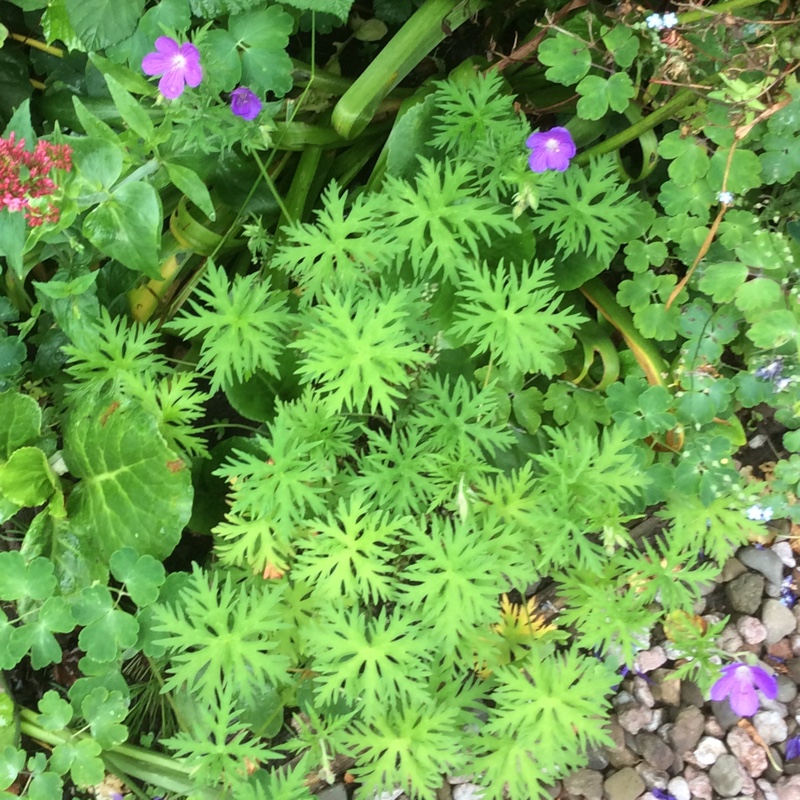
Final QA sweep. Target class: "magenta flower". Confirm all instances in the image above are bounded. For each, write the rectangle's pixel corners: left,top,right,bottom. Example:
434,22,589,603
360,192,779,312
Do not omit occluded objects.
710,663,777,716
526,127,576,173
142,36,202,100
230,87,262,121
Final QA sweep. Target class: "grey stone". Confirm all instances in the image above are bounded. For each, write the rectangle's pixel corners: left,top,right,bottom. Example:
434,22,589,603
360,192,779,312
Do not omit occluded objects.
617,703,653,735
721,557,748,582
692,735,728,766
318,785,348,800
584,744,608,771
667,776,691,800
773,541,796,568
712,697,745,730
776,773,800,800
669,706,705,754
633,676,655,708
727,724,768,777
757,778,781,800
763,598,798,644
562,768,602,800
651,669,681,706
718,623,745,653
710,753,744,796
603,767,644,800
739,546,786,587
754,710,789,745
727,572,766,614
777,674,798,704
635,731,674,771
634,646,667,673
604,717,639,769
737,614,768,644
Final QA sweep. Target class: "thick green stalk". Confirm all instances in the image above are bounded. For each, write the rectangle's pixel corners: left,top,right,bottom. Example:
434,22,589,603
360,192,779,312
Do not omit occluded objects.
332,0,489,139
680,0,771,22
574,89,696,164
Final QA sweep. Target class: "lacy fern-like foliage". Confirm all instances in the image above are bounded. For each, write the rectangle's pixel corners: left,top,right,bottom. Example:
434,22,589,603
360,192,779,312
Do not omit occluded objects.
291,286,431,418
153,566,292,707
379,159,518,282
167,262,291,391
450,258,585,376
533,156,643,262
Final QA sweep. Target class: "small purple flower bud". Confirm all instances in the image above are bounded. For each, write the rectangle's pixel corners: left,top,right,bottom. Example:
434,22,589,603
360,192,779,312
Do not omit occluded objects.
230,87,262,121
786,735,800,760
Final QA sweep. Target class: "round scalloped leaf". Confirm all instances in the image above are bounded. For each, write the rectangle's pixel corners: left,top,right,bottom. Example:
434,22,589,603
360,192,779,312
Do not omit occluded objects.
63,397,193,562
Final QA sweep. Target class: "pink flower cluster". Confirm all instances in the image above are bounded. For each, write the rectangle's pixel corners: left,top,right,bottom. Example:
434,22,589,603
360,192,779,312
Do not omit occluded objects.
0,133,72,227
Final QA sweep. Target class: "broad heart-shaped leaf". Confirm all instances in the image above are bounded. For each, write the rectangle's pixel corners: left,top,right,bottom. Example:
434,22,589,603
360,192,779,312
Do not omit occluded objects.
68,137,123,192
20,511,108,597
82,182,162,278
63,396,193,562
697,261,748,303
230,7,294,96
198,28,241,93
537,33,591,86
0,391,41,459
0,447,57,507
65,0,144,49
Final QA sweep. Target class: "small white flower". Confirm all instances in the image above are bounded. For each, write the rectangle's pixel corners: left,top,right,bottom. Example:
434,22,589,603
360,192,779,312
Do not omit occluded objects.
746,504,774,522
718,190,734,205
661,12,679,28
646,13,664,29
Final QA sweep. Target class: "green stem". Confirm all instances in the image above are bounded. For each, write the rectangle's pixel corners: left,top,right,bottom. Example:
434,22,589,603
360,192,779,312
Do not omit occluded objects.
574,88,695,164
679,0,771,22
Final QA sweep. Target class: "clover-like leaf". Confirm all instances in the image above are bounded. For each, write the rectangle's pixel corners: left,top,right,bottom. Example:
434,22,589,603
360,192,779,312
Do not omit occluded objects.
38,691,73,731
72,585,139,663
697,262,748,303
658,132,710,187
63,396,193,562
109,547,166,608
0,552,56,602
734,277,782,314
50,737,104,787
537,33,591,86
576,73,635,120
81,687,128,748
10,597,75,669
746,310,798,349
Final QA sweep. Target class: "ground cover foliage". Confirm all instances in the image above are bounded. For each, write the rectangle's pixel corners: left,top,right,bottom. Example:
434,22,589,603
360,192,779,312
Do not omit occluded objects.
0,0,799,797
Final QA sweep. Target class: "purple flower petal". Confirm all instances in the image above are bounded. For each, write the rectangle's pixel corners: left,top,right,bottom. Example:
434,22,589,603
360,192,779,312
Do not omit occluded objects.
751,666,778,699
142,52,172,76
159,69,188,100
728,680,759,716
141,36,202,99
709,665,738,701
786,735,800,760
180,43,203,87
154,35,180,56
525,126,576,173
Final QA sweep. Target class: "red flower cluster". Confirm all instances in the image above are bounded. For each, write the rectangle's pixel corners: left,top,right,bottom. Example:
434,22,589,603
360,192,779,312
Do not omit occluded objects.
0,133,72,227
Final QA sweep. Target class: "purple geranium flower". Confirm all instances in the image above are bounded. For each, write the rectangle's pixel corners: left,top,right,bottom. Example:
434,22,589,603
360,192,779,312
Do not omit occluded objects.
230,87,262,121
142,36,202,100
710,663,777,717
526,127,576,173
786,735,800,760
